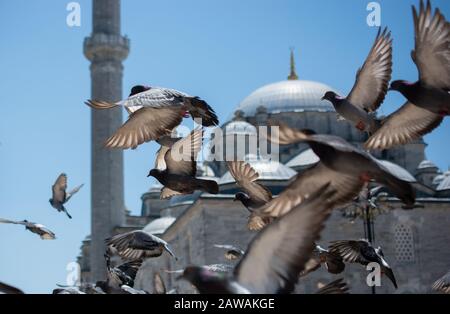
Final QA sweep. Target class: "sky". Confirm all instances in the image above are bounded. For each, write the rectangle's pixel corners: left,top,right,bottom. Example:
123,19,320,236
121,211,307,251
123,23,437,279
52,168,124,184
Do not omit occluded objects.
0,0,449,293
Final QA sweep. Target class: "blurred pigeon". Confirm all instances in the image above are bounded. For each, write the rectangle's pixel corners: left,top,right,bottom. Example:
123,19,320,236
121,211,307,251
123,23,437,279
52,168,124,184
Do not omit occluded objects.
106,230,177,261
120,285,149,294
432,271,450,294
300,244,345,277
315,278,350,294
166,264,234,275
153,272,167,294
322,27,392,133
148,128,219,199
329,239,397,289
0,218,55,240
52,287,86,294
85,85,218,149
176,184,337,294
260,122,415,218
227,160,274,231
366,0,449,150
0,281,24,294
214,244,245,261
105,255,143,289
49,173,84,219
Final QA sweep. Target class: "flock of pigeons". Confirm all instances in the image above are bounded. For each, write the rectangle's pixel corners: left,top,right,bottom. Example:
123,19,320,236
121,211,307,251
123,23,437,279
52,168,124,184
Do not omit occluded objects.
1,0,449,294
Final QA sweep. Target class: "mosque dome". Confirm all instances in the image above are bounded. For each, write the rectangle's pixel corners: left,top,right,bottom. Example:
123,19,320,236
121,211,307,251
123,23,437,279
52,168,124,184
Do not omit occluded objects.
432,174,445,186
378,160,417,183
219,154,296,185
286,148,320,169
224,120,257,135
437,171,450,191
417,160,438,170
143,216,176,235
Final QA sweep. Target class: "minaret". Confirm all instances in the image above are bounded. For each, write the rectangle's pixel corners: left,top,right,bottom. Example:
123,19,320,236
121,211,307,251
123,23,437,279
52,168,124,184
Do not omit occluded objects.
83,0,129,281
287,48,298,80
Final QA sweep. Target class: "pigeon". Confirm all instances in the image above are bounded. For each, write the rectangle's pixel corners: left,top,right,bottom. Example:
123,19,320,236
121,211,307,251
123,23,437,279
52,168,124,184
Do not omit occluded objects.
226,160,274,230
432,271,450,294
322,27,392,133
176,184,337,294
49,173,84,219
365,0,450,150
0,218,56,240
120,285,149,294
300,244,345,277
259,122,415,219
166,264,234,275
315,278,350,294
85,85,219,149
148,128,219,199
0,281,24,294
52,287,86,294
105,255,143,289
329,240,398,289
55,283,105,294
105,230,177,261
214,244,245,261
153,272,167,294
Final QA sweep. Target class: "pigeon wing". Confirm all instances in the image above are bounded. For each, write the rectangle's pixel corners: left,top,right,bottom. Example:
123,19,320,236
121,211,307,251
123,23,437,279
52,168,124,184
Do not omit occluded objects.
52,173,67,203
328,240,370,264
153,273,167,294
234,184,336,294
165,127,203,176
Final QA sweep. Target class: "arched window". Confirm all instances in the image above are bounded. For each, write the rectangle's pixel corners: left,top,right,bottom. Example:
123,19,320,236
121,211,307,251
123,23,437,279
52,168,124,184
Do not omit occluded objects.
394,224,415,263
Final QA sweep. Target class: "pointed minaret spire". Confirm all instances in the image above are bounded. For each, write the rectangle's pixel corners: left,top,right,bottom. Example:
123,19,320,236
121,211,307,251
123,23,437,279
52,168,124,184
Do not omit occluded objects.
287,48,298,80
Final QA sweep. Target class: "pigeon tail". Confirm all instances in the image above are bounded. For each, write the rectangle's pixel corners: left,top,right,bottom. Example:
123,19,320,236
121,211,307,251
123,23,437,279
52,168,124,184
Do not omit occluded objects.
186,97,219,127
63,208,72,219
164,244,178,260
383,267,398,289
196,178,219,194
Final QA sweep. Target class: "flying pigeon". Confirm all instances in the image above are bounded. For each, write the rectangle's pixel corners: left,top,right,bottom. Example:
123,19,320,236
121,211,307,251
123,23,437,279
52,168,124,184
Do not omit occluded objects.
322,27,392,133
300,244,345,277
226,160,274,231
105,230,177,261
148,128,219,199
258,121,415,219
329,239,398,289
49,173,84,219
85,85,219,149
104,255,143,290
0,281,24,294
0,218,56,240
214,244,245,261
432,271,450,294
315,278,350,294
176,184,337,294
365,0,450,150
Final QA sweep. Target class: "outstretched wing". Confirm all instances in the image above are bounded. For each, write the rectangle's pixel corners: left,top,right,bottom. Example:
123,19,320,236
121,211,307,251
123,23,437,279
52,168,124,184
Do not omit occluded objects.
234,184,336,294
347,27,393,112
52,173,67,203
328,240,370,264
65,183,84,202
165,128,203,176
153,273,167,294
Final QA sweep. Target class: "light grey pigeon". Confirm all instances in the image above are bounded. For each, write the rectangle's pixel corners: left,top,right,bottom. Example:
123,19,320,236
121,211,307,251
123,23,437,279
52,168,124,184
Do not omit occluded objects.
49,173,84,219
322,27,392,133
366,0,450,150
85,85,218,150
0,218,55,240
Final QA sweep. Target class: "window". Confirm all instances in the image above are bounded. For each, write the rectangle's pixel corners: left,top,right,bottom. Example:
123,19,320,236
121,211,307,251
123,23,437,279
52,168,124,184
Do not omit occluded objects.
394,224,415,263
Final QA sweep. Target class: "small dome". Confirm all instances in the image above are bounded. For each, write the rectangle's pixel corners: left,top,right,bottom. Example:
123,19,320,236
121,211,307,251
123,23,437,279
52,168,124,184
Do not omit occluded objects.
417,160,438,170
437,171,450,191
235,80,338,116
286,149,320,168
224,120,257,135
143,216,176,235
219,154,296,185
378,160,417,183
432,174,445,186
148,182,163,193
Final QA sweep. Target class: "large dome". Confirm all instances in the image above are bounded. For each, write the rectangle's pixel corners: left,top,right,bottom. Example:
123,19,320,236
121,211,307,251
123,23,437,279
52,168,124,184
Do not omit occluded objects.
235,80,338,116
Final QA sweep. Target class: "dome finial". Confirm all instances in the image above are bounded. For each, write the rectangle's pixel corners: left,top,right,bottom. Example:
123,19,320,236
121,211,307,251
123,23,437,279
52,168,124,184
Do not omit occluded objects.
288,47,298,80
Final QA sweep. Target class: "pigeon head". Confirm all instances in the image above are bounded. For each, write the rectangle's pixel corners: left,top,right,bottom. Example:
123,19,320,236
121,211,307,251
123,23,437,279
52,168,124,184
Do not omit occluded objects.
129,85,150,96
388,80,410,92
321,91,339,103
147,169,162,179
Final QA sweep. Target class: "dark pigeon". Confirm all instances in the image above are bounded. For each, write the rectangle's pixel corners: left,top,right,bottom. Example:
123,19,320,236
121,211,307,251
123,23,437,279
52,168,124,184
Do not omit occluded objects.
105,230,177,261
366,0,449,150
176,184,337,294
329,239,398,289
148,128,219,199
49,173,84,219
432,271,450,294
0,281,24,294
315,278,350,294
85,85,218,149
322,27,392,133
300,244,345,277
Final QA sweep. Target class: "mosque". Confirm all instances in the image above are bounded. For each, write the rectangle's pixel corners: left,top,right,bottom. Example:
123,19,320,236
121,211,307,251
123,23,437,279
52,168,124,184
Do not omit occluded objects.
79,0,450,294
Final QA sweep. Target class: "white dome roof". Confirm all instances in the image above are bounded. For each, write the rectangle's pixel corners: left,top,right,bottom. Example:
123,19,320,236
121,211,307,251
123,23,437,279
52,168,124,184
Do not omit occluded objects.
432,174,445,186
225,120,257,135
417,160,438,170
235,80,338,116
286,149,320,168
219,154,296,185
437,171,450,191
143,216,176,235
378,160,417,183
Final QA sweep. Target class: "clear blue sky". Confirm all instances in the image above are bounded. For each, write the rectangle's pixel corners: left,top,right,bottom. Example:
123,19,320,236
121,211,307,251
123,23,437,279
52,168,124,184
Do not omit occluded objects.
0,0,449,293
